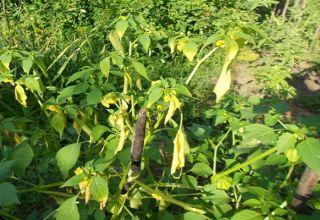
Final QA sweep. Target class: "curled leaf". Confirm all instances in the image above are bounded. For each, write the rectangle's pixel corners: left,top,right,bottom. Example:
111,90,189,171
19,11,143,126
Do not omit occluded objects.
171,128,190,174
15,84,27,107
213,69,231,103
164,95,180,125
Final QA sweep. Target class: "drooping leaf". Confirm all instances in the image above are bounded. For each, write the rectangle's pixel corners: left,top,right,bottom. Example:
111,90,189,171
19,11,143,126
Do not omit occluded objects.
139,34,151,52
56,143,81,178
24,76,44,96
182,42,198,62
147,87,163,108
22,58,33,74
0,53,12,70
132,61,149,80
164,95,180,125
213,69,231,103
55,196,80,220
175,84,192,97
100,57,111,79
87,89,102,105
0,182,20,206
109,31,124,56
90,176,109,209
115,20,128,39
171,128,190,174
297,138,320,172
15,84,27,107
190,162,212,177
168,37,176,54
51,111,65,136
7,142,33,176
231,209,263,220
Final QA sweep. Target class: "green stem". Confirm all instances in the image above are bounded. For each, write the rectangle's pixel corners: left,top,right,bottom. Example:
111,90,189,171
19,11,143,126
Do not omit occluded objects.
17,182,63,193
212,146,278,181
280,164,295,188
210,128,232,175
134,180,209,217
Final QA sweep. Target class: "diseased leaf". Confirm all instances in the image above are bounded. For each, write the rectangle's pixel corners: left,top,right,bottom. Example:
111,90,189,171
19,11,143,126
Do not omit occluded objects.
90,176,109,209
55,196,80,220
139,34,151,52
115,20,128,39
109,31,124,56
0,53,12,70
182,42,198,62
168,37,176,54
56,143,81,178
239,124,277,148
171,128,190,174
213,70,231,103
15,84,27,107
164,95,180,125
100,57,111,79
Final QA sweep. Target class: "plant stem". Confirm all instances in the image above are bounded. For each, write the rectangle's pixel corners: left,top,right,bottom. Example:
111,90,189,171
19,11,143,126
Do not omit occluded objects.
280,164,295,188
186,47,218,84
17,182,64,193
135,180,209,217
212,146,278,180
210,128,232,175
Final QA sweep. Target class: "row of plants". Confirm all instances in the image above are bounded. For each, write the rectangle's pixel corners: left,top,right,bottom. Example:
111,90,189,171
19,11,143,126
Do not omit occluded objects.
0,0,320,219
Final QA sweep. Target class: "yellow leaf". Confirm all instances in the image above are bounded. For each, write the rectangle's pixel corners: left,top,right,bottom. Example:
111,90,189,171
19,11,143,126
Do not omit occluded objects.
168,37,176,54
101,93,118,108
164,95,180,125
171,128,190,174
213,69,231,102
15,84,27,107
115,20,128,40
182,42,198,62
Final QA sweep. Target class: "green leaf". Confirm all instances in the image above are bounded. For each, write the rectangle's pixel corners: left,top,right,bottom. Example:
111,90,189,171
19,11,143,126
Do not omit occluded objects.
91,124,108,141
55,196,80,220
87,89,102,105
109,31,124,56
15,84,27,107
56,143,81,178
0,182,19,206
239,124,277,148
22,58,33,74
0,53,12,70
61,174,85,187
132,61,149,80
8,142,34,176
51,111,65,136
147,87,163,108
297,138,320,172
182,42,198,62
139,34,151,52
66,68,93,85
100,57,111,79
182,212,207,220
0,160,14,181
175,84,192,97
190,162,212,177
115,20,128,39
57,82,89,101
276,133,297,153
24,76,44,96
231,209,263,220
90,176,109,206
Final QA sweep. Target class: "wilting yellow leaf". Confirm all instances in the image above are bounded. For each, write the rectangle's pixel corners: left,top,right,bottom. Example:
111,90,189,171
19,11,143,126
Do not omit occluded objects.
109,112,127,154
182,42,198,62
171,128,190,174
15,84,27,107
213,38,238,102
213,69,231,102
101,93,118,108
164,95,180,125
